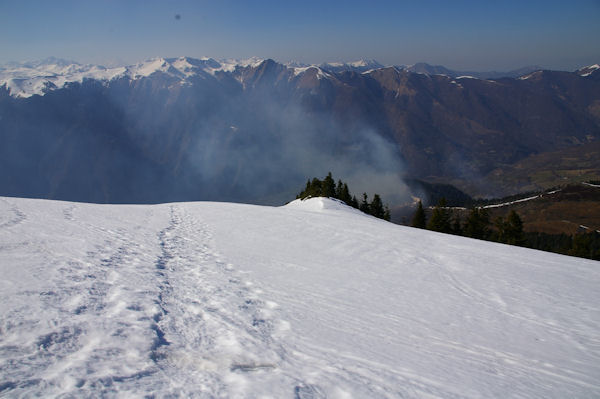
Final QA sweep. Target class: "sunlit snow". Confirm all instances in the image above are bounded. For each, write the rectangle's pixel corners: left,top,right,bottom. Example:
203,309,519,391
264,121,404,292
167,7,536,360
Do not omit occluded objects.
0,197,599,397
0,57,267,97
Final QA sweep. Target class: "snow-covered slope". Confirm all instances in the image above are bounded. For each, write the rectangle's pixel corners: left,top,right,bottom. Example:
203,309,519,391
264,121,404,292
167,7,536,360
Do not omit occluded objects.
0,57,266,98
0,196,599,397
319,59,384,73
576,64,600,77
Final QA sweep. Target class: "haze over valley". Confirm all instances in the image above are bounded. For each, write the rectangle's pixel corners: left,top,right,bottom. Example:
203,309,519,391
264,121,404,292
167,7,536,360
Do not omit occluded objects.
2,57,599,206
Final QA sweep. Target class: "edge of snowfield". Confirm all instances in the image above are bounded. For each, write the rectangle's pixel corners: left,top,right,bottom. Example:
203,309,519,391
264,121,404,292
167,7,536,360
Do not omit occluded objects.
0,196,599,398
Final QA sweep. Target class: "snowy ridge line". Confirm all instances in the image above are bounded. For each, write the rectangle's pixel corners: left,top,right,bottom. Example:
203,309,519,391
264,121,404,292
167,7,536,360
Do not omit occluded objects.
481,194,541,209
577,225,600,234
582,182,600,188
4,56,596,98
475,189,563,210
0,56,341,98
577,64,600,77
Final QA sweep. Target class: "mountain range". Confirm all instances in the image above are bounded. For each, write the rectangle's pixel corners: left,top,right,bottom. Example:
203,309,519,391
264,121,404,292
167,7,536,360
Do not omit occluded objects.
1,57,599,204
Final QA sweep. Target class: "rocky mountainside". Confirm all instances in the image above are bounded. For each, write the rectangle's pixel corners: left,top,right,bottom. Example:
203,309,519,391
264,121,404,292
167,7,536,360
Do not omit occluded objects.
399,62,543,79
1,57,599,204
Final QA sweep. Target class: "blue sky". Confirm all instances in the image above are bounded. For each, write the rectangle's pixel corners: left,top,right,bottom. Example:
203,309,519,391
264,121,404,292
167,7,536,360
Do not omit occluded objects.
1,0,599,71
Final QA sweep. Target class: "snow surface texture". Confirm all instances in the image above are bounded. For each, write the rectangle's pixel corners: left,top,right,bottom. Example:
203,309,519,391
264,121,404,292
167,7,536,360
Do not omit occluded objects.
0,196,599,398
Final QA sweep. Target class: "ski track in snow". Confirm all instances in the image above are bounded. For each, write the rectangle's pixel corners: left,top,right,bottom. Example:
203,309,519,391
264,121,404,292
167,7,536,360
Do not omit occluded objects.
146,204,295,397
0,199,325,397
0,197,599,398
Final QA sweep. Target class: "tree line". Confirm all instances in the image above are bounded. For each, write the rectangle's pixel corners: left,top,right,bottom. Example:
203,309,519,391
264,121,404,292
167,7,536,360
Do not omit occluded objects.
297,172,391,221
411,198,600,260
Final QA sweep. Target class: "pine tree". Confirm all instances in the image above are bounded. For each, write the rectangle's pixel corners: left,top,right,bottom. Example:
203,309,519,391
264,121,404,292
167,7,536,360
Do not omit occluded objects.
496,210,525,246
505,210,525,245
335,179,344,199
297,179,312,199
451,215,462,235
350,195,359,209
321,172,336,198
427,197,452,233
370,194,385,219
340,183,352,205
463,208,490,239
383,205,391,222
310,177,322,197
411,201,426,228
360,193,370,214
569,232,600,260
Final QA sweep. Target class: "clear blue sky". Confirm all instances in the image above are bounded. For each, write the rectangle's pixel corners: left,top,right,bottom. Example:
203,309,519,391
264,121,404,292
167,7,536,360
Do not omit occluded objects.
1,0,599,71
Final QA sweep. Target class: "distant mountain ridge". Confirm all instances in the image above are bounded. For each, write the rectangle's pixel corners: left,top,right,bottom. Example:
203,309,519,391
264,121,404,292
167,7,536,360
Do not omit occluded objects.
398,62,544,79
1,56,587,98
1,56,599,204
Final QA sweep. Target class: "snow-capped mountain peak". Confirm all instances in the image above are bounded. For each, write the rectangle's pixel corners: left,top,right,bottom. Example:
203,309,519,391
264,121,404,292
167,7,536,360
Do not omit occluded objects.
348,58,383,68
0,60,127,98
319,59,384,73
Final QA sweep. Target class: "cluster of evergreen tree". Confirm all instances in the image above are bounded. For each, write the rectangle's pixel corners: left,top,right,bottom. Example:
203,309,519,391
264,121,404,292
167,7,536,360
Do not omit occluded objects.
297,172,391,221
411,199,600,260
413,198,530,244
524,230,600,260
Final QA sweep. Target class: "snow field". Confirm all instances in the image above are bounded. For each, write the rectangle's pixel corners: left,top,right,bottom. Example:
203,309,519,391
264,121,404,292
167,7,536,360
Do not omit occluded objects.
0,196,599,398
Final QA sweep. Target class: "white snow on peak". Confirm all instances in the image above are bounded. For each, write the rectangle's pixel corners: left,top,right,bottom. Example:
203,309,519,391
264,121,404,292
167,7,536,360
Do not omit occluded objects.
0,196,599,397
348,59,379,68
0,60,127,98
0,56,392,97
455,75,478,80
284,60,309,68
578,64,600,77
0,56,270,97
519,70,543,80
222,57,265,69
320,59,384,72
127,57,172,78
289,65,331,79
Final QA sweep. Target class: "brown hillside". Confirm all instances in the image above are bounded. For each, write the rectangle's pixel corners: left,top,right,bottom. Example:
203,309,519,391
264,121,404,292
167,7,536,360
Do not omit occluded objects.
481,184,600,235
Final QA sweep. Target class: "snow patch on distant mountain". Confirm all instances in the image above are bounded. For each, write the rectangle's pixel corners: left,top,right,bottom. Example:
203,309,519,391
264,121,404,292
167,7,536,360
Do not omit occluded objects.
319,59,384,73
290,66,331,79
577,64,600,77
